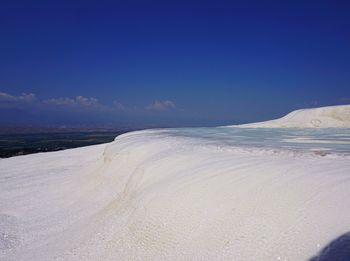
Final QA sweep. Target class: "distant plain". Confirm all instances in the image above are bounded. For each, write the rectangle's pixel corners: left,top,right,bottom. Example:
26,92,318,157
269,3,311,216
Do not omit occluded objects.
0,131,128,158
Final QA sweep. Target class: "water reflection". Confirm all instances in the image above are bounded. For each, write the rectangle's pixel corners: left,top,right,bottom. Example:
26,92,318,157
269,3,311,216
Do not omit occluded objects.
162,127,350,154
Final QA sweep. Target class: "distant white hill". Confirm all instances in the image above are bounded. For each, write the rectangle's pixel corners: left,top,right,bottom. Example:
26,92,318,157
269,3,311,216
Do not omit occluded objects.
230,105,350,128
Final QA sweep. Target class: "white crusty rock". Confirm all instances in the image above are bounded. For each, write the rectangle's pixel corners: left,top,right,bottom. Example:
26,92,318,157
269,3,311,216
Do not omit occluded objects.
231,105,350,128
1,105,350,260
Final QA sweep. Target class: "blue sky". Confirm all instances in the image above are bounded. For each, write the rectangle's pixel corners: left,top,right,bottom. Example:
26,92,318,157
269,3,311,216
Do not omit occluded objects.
1,0,350,127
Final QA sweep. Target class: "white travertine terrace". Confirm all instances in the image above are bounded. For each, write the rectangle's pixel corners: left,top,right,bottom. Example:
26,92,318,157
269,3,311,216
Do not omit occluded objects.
231,105,350,128
1,105,350,260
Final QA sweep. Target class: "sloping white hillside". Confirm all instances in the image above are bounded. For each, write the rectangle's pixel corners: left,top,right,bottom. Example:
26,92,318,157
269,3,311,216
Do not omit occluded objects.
231,105,350,128
1,128,350,260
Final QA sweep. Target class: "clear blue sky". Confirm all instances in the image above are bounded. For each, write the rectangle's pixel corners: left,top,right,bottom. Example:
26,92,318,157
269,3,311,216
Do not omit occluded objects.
1,0,349,127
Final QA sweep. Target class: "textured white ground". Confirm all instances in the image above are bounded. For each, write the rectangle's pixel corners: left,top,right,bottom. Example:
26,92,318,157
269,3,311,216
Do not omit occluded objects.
230,105,350,128
1,130,350,261
1,105,350,260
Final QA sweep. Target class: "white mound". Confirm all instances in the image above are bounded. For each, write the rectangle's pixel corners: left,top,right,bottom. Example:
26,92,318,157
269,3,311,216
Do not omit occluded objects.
1,129,350,260
231,105,350,128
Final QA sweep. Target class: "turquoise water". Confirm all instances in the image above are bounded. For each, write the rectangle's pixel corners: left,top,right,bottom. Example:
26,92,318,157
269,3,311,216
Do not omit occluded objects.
162,127,350,154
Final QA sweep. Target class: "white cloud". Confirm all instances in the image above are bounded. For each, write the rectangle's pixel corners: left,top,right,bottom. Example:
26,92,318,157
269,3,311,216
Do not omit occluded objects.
44,97,75,106
19,93,36,102
145,100,176,111
44,96,101,109
0,92,17,101
0,92,36,103
1,91,178,116
113,101,126,111
0,91,36,108
0,91,103,112
75,96,99,107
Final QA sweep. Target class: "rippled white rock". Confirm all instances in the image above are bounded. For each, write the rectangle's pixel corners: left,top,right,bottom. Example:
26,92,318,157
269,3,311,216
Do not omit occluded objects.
230,105,350,128
1,106,350,260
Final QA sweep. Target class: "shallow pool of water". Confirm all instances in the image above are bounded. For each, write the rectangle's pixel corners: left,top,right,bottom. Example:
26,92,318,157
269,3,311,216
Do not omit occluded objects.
161,127,350,154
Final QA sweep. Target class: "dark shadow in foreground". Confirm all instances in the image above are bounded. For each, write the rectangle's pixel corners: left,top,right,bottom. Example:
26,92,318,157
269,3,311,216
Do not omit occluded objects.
309,232,350,261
